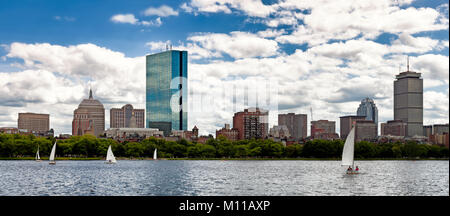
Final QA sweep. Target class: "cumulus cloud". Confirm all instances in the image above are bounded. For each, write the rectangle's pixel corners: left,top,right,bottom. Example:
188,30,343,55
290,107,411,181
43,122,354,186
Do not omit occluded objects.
111,14,162,27
2,43,145,135
111,14,139,24
183,0,276,17
144,5,179,17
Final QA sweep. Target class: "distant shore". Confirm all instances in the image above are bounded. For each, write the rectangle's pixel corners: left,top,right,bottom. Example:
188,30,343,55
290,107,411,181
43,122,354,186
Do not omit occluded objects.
1,157,448,161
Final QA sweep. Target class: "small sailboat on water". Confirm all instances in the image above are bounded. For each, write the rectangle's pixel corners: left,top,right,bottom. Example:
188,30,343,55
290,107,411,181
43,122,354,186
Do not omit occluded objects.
49,141,57,165
153,148,157,160
105,145,117,164
341,127,359,174
35,146,42,162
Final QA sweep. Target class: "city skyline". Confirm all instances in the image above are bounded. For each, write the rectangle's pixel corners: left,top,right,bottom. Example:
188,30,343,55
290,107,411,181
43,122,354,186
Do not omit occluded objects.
0,0,448,136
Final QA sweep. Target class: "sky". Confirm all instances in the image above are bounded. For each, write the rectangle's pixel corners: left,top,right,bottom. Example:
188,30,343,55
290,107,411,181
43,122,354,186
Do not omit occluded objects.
0,0,449,136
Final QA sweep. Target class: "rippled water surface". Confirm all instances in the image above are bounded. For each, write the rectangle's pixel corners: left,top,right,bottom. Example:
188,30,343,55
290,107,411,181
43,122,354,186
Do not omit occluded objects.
0,160,448,196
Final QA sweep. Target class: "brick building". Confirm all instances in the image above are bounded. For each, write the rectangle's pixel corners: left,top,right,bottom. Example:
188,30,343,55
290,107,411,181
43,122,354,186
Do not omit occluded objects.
18,113,49,133
233,108,269,140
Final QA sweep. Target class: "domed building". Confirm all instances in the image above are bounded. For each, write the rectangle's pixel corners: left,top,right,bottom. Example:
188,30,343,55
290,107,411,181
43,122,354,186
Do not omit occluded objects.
72,88,105,137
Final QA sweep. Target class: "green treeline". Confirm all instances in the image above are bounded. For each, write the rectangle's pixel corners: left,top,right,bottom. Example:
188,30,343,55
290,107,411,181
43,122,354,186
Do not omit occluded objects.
0,134,448,159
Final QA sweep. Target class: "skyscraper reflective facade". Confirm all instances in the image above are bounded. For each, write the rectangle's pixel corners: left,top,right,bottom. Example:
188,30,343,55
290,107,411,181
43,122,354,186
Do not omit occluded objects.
146,50,188,136
357,97,378,126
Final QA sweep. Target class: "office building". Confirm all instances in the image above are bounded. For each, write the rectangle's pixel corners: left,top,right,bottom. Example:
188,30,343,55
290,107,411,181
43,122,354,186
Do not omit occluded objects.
339,115,366,140
233,108,269,140
146,50,188,136
357,97,378,126
310,120,338,140
110,104,145,128
394,64,423,137
381,120,407,137
72,89,105,137
18,113,49,133
278,113,307,140
354,120,378,142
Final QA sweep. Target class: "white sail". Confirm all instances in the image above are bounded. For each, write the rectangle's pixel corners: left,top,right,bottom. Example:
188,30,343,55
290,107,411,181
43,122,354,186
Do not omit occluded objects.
106,145,117,163
49,142,56,161
153,148,157,160
36,146,40,160
341,127,355,167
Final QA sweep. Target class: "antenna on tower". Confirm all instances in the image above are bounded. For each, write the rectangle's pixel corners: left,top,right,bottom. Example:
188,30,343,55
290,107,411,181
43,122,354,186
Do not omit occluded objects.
310,106,313,121
407,56,410,71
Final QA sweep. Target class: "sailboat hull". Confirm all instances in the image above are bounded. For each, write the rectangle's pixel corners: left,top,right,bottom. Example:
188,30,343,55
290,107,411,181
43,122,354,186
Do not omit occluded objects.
49,161,56,165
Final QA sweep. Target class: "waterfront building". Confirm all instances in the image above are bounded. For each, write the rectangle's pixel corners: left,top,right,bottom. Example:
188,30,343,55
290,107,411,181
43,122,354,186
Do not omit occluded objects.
340,115,366,140
105,128,163,142
433,124,449,135
355,120,378,142
394,64,423,137
311,120,338,140
357,97,378,126
171,126,199,141
110,104,145,128
233,107,269,140
278,113,307,140
216,124,239,141
18,113,49,133
0,127,19,134
72,89,105,137
269,125,291,139
146,50,188,136
381,120,407,137
423,125,433,139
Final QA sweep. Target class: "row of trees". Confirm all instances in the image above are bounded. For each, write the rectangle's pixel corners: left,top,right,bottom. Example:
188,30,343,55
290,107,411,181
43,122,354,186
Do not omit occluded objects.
0,134,448,159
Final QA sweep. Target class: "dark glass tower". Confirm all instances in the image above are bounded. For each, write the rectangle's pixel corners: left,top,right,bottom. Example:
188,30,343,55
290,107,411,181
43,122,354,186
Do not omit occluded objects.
146,50,188,136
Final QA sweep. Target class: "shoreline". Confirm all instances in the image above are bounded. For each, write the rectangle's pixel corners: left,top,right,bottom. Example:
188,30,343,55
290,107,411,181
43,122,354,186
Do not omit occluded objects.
1,157,448,161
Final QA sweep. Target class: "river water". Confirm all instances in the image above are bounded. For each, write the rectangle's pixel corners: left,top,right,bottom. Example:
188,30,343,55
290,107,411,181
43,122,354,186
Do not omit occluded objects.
0,160,448,196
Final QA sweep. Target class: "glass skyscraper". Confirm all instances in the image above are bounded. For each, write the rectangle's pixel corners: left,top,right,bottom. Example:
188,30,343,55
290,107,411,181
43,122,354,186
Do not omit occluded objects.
356,97,378,126
146,50,188,136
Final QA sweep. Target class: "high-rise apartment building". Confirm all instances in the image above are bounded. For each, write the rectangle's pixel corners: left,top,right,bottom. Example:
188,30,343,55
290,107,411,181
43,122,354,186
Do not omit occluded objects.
17,113,49,133
340,115,366,140
354,120,377,142
382,120,407,137
394,65,423,137
311,120,337,139
278,113,307,140
72,89,105,137
357,97,378,126
233,108,269,140
110,104,145,128
146,50,188,136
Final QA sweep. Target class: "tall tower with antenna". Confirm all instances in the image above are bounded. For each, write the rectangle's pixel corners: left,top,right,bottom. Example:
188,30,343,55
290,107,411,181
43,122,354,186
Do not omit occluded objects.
393,55,423,137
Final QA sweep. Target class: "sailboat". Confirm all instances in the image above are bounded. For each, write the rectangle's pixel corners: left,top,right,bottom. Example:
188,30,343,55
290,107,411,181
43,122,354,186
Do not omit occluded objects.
49,141,57,165
105,145,117,164
35,146,42,162
153,148,157,160
341,127,358,174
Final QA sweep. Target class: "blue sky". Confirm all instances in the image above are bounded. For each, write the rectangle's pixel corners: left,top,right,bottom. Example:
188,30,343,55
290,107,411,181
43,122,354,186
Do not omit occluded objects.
0,0,449,136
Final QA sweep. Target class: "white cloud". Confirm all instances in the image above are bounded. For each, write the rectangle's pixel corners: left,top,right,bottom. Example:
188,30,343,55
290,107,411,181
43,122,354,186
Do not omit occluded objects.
111,14,162,27
110,14,139,25
144,5,179,17
184,0,276,17
389,33,440,54
186,31,280,59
